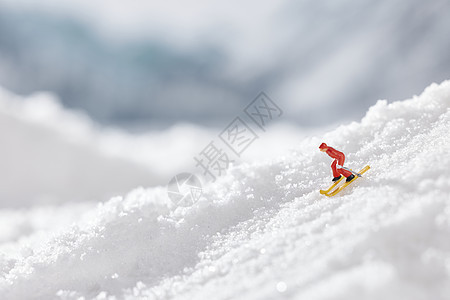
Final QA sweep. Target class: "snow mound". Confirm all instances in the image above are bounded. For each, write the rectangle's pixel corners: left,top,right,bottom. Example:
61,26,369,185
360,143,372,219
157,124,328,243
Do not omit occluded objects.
0,88,158,206
0,87,304,207
1,81,450,299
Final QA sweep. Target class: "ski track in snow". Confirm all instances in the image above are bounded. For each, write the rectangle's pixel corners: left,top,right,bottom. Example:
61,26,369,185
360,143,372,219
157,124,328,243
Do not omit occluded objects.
1,81,450,299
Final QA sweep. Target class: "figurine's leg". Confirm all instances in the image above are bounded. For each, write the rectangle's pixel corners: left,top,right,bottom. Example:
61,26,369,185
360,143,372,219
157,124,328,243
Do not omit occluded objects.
337,167,352,178
331,160,341,178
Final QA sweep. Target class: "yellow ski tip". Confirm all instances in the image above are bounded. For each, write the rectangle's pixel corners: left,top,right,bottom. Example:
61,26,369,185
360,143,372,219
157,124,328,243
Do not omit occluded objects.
361,165,371,173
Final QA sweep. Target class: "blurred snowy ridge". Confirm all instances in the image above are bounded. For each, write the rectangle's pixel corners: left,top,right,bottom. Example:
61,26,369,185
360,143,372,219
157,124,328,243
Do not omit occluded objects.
0,86,304,207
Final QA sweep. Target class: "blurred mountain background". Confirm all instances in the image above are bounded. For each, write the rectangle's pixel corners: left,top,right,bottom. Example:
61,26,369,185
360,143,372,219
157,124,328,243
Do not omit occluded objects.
1,0,449,130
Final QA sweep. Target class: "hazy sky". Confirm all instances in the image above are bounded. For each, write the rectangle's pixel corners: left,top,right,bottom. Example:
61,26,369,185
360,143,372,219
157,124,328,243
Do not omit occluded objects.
1,0,449,128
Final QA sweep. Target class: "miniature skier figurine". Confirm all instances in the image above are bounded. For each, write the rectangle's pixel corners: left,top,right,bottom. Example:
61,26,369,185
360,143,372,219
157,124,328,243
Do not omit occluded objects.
319,144,370,196
319,143,355,182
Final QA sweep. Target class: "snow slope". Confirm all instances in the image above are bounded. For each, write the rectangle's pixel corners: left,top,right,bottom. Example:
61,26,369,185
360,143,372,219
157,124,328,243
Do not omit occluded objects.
1,80,450,299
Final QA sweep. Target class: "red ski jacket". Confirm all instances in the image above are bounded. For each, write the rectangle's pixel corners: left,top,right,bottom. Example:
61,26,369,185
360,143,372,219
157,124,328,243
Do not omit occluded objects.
325,146,345,166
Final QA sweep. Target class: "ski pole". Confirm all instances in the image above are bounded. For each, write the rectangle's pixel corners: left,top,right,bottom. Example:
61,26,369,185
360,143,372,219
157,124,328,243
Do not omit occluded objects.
337,166,363,177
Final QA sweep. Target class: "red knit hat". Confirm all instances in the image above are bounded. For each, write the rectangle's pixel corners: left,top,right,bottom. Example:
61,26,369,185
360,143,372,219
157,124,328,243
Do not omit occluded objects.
319,143,328,150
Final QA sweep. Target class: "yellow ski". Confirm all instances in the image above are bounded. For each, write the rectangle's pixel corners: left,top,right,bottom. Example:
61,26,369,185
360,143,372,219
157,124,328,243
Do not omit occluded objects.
319,175,345,195
322,165,370,197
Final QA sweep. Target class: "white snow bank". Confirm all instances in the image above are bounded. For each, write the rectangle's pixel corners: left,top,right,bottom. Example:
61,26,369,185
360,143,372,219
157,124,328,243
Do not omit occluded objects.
0,87,306,207
1,81,450,299
0,88,158,207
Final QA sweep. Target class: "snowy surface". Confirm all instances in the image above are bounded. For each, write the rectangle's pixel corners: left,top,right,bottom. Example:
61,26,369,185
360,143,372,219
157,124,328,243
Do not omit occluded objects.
1,80,450,299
